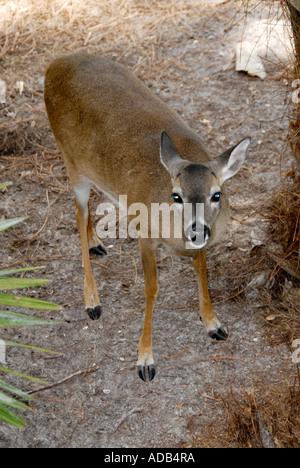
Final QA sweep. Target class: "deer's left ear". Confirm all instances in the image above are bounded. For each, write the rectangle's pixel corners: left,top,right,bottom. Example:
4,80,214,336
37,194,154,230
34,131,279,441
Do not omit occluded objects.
214,137,251,184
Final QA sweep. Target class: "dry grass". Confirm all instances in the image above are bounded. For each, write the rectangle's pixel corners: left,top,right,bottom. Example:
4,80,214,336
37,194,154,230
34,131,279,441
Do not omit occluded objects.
261,172,300,345
224,378,300,448
0,0,210,64
266,171,299,274
183,377,300,448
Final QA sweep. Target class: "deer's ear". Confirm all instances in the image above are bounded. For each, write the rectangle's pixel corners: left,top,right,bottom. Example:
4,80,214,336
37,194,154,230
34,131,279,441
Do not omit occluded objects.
160,131,185,180
214,137,251,184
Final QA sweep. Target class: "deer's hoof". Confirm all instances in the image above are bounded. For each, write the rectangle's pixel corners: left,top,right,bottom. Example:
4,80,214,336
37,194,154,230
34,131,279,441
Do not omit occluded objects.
86,305,102,320
208,327,228,341
138,364,156,382
89,244,107,256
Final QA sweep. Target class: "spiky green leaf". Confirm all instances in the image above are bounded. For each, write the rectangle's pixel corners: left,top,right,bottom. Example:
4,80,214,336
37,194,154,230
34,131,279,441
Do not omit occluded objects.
0,379,33,401
0,277,50,291
0,183,11,191
3,340,60,355
0,390,30,411
0,266,44,278
0,217,27,232
0,366,47,384
0,293,59,310
0,310,59,327
0,404,26,427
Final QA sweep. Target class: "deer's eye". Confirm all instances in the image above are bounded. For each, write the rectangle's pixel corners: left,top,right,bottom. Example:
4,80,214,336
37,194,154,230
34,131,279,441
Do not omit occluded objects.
172,193,183,204
211,192,221,203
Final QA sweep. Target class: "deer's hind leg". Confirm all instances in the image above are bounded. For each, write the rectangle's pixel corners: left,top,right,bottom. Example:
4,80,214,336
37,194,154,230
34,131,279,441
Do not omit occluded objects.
73,179,102,320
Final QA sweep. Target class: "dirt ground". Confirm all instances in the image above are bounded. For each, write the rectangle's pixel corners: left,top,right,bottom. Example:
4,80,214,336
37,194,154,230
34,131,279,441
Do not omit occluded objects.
0,0,299,448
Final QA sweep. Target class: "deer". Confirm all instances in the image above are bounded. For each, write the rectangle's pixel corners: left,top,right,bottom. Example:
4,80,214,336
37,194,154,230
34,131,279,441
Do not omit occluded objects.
44,52,251,382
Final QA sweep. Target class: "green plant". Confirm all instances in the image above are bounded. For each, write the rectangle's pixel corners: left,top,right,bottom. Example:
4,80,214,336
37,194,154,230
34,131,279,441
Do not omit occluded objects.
0,182,60,427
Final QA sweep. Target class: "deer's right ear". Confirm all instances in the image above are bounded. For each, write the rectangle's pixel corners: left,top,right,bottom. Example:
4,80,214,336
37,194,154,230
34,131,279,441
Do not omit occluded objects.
160,131,185,179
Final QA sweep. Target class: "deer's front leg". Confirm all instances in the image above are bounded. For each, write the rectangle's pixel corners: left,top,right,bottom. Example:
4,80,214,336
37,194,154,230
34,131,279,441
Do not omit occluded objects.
193,249,228,341
137,238,159,381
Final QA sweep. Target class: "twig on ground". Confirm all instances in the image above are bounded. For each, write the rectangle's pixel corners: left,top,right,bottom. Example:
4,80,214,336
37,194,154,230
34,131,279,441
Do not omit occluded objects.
28,365,101,395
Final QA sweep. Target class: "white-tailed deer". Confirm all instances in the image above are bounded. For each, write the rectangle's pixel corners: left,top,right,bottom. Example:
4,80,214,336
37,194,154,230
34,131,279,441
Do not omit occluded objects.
44,52,250,381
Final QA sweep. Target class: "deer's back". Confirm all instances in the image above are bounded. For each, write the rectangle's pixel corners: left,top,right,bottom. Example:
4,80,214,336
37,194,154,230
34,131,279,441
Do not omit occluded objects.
44,53,209,202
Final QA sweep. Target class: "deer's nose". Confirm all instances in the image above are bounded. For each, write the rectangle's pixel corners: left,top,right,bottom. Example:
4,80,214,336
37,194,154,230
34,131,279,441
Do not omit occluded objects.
192,222,211,240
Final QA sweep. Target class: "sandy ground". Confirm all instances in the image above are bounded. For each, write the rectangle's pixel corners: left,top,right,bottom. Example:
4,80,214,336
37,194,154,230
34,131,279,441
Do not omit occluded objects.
0,0,298,447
